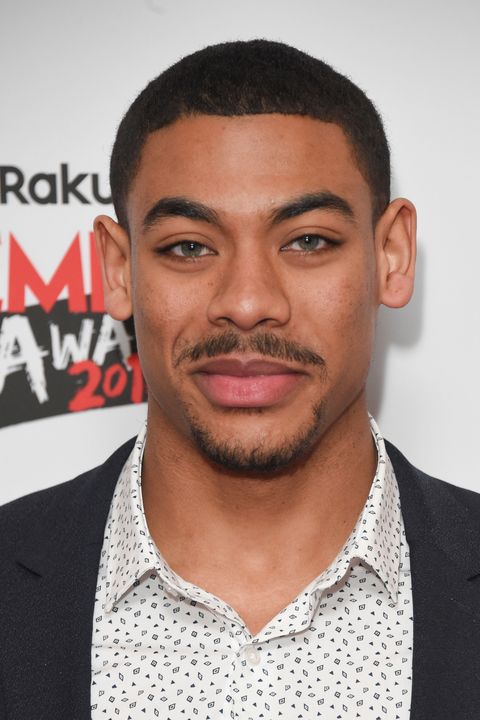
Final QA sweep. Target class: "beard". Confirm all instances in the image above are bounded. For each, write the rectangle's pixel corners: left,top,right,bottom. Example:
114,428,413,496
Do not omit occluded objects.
184,400,326,475
171,328,328,474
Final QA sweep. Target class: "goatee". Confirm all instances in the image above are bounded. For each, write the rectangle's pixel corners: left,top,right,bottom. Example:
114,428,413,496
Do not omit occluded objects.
186,401,326,475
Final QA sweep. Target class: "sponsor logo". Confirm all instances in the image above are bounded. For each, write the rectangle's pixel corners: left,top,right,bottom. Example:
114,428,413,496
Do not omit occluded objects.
0,164,111,205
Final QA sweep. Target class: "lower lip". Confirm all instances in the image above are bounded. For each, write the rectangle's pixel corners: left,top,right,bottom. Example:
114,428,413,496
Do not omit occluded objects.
193,373,303,407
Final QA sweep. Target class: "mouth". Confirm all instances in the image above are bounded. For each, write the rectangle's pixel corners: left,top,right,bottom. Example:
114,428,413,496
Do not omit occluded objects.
191,356,307,408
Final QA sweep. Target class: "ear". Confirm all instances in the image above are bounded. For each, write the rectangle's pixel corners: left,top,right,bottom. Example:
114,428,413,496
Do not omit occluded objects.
375,198,417,308
94,215,133,320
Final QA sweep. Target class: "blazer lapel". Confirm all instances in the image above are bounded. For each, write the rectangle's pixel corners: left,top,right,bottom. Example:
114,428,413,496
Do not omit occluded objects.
387,442,480,720
5,438,135,720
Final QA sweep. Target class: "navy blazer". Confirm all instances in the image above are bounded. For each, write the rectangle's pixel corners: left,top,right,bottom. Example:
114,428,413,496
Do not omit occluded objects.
1,438,480,719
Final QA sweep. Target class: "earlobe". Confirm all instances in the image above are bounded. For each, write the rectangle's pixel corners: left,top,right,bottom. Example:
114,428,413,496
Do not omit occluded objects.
376,198,417,309
94,215,133,321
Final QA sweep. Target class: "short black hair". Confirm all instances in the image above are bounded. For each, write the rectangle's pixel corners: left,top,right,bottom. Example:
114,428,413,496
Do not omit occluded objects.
110,39,390,229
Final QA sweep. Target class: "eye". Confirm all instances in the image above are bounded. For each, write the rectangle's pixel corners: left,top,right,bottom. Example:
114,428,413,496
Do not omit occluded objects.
157,241,213,258
282,234,335,253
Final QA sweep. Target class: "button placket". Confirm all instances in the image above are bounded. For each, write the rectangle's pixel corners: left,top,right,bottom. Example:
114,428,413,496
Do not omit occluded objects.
244,645,261,666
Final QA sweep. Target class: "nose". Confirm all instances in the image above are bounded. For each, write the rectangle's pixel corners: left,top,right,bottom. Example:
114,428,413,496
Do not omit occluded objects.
206,249,291,331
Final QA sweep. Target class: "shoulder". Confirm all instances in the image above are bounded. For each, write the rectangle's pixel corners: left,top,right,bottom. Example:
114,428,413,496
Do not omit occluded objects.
386,439,480,519
0,436,136,549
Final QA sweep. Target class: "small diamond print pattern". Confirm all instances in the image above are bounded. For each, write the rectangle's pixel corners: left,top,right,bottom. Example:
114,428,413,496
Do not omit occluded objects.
91,417,413,719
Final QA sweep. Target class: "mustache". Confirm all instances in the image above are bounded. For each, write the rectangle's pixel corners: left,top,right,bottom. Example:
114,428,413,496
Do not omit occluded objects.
174,330,326,369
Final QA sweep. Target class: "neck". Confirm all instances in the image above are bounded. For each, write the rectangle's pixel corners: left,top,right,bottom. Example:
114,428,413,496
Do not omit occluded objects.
141,393,377,589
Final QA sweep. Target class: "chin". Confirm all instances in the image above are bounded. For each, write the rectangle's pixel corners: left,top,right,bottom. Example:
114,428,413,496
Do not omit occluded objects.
186,400,326,475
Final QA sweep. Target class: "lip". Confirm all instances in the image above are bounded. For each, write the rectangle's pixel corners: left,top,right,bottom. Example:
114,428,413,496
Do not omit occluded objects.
191,356,306,407
193,356,302,376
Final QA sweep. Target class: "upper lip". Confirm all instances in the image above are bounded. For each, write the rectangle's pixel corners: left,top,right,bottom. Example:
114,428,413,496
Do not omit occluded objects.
192,356,305,376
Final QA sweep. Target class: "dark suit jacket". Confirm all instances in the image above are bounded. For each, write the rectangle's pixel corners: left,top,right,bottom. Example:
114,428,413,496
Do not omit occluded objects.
1,438,480,719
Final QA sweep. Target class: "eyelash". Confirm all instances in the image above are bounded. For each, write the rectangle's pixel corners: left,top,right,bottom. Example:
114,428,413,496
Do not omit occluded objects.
155,234,340,260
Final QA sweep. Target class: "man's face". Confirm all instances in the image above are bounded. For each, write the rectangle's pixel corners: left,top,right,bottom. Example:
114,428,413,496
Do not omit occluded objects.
124,114,380,472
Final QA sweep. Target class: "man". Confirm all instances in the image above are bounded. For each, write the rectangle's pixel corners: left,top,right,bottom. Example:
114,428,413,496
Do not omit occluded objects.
1,39,480,720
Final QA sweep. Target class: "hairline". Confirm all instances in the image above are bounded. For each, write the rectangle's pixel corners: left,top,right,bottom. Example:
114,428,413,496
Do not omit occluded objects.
117,111,387,233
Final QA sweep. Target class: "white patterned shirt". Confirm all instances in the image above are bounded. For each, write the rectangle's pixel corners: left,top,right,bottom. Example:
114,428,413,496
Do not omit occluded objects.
91,418,413,719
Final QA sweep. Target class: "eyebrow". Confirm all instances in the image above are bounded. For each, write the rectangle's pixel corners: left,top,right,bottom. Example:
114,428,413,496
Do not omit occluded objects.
143,197,220,231
268,192,355,226
142,191,355,231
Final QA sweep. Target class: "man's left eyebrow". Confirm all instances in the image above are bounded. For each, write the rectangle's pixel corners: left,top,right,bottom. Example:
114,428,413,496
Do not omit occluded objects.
268,192,356,226
142,196,220,231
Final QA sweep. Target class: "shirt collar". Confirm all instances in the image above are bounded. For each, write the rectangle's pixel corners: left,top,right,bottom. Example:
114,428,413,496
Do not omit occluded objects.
104,423,158,612
362,416,402,603
314,415,402,604
104,416,402,611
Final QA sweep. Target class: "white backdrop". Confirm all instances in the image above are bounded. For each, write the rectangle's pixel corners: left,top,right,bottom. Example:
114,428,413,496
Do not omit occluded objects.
0,0,479,504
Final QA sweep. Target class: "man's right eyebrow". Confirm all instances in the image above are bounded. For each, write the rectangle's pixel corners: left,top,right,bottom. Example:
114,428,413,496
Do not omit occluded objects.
142,196,220,231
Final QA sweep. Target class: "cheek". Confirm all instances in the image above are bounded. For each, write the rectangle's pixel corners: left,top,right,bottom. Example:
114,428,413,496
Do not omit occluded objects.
303,264,376,362
131,262,210,366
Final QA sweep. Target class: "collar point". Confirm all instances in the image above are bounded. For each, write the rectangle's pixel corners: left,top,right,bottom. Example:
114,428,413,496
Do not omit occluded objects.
104,596,117,613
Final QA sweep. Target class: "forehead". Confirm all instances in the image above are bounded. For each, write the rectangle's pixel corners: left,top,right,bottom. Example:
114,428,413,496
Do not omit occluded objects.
128,114,372,228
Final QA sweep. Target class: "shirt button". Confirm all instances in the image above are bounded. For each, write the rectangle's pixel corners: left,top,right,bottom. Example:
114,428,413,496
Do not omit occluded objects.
244,646,261,666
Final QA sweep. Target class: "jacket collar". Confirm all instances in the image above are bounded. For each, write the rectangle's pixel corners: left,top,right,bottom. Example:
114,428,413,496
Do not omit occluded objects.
15,437,136,579
387,440,480,578
386,440,480,718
